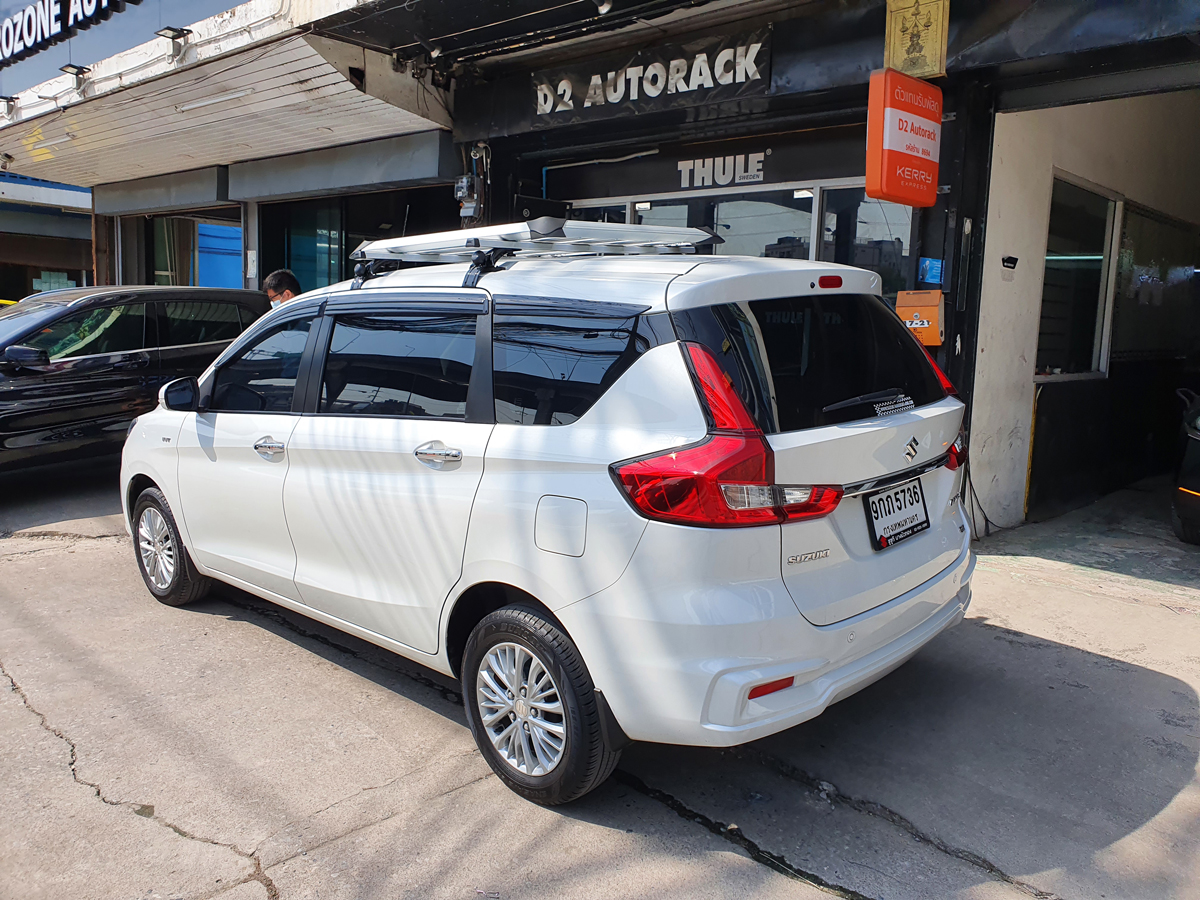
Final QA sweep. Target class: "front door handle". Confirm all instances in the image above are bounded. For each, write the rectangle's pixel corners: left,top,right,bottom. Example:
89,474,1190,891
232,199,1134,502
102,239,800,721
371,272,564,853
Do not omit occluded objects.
414,440,463,469
254,437,286,458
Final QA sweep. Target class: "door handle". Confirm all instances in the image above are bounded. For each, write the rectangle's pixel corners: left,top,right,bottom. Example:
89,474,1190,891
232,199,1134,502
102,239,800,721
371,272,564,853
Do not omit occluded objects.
414,441,463,469
254,437,286,458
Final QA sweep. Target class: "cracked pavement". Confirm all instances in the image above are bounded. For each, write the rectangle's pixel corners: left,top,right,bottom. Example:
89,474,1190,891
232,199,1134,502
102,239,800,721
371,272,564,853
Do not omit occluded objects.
1,462,1198,899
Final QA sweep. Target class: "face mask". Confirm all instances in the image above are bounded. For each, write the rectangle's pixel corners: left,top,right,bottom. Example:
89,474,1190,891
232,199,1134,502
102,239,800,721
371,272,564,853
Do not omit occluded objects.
270,298,282,309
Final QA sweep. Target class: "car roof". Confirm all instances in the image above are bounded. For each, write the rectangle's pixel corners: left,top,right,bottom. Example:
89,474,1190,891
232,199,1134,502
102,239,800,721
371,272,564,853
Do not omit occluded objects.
21,285,268,308
308,255,882,315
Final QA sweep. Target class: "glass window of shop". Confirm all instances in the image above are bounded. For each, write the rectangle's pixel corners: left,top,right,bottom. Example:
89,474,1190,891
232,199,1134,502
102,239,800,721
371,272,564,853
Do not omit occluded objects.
259,186,462,292
119,207,243,288
575,187,911,300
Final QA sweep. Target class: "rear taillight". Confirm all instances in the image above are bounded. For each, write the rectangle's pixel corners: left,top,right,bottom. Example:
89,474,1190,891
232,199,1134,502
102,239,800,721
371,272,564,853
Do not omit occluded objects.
611,344,843,528
921,345,958,397
946,430,967,471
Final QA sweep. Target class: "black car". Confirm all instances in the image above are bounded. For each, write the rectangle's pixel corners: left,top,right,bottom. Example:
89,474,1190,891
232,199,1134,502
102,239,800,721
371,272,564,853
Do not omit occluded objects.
1174,388,1200,545
0,286,269,472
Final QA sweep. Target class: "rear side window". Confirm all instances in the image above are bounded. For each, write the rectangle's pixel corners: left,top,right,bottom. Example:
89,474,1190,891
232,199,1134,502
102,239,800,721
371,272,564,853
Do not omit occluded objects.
671,295,945,433
210,317,313,412
492,313,649,425
160,301,243,347
319,315,475,418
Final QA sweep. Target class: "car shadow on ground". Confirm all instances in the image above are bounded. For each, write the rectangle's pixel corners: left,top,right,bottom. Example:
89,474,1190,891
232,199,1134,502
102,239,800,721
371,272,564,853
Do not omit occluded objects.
191,583,1199,900
0,456,124,535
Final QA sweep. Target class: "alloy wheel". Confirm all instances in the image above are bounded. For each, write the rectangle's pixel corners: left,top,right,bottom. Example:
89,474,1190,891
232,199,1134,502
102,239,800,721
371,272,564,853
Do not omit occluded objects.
476,641,566,776
138,507,176,591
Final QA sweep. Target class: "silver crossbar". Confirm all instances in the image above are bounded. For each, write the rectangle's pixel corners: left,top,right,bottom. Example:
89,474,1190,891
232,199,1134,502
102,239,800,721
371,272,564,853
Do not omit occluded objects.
349,217,722,263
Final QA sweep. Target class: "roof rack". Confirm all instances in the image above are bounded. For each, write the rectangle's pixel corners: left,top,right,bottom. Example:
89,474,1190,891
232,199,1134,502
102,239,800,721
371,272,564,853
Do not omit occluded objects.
347,217,722,288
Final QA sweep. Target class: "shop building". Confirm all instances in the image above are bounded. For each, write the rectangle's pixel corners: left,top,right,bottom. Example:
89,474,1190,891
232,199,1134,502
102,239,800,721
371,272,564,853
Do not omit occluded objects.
0,171,92,300
0,0,1197,527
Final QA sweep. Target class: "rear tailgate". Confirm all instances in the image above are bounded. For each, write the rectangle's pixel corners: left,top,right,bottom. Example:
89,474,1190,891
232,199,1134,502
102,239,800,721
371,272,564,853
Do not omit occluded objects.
668,264,966,625
771,399,965,624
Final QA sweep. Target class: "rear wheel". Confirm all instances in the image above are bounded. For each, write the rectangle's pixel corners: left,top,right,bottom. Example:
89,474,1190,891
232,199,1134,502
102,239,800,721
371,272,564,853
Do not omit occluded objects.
1172,506,1200,545
133,487,211,606
462,605,620,805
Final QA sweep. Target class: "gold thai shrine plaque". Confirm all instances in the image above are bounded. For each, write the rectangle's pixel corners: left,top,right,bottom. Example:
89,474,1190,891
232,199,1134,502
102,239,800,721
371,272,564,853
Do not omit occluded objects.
884,0,950,79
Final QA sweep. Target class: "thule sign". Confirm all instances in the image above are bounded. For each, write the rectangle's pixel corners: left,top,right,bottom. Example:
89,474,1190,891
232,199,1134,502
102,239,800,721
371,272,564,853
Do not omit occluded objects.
0,0,141,70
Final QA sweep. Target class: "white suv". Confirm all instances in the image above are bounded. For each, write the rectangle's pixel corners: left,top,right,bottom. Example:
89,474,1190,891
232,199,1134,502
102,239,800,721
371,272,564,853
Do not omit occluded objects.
121,220,973,805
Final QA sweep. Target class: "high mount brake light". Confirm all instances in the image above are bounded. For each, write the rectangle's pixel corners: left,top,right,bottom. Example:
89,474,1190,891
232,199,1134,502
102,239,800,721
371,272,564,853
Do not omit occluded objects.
610,344,843,527
817,275,843,289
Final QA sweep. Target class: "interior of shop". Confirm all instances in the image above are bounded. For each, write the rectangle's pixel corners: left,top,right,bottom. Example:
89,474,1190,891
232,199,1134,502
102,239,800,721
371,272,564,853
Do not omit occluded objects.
119,206,243,289
972,88,1200,525
571,185,914,305
258,185,462,293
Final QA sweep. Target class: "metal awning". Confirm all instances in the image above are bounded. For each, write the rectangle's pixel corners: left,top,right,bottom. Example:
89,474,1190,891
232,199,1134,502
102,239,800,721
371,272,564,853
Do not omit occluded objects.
0,0,451,187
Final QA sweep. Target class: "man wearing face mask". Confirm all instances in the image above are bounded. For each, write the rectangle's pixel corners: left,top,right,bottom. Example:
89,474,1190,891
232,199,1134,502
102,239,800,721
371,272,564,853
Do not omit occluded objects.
262,269,302,308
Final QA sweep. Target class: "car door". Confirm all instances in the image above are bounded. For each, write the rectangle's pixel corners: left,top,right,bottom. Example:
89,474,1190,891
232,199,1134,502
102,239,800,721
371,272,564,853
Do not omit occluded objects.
154,297,249,393
283,293,493,653
175,313,317,600
0,299,155,466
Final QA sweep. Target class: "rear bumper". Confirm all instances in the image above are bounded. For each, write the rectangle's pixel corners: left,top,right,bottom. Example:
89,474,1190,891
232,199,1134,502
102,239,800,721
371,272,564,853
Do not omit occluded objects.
558,515,973,747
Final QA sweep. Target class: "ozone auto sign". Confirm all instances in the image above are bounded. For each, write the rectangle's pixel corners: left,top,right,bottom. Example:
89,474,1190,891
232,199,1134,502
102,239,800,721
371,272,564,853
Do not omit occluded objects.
532,29,770,128
1,0,141,71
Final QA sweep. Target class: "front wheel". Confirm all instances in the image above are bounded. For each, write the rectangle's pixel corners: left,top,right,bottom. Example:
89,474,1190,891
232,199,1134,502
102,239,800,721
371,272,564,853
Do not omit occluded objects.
462,605,620,805
133,487,212,606
1173,506,1200,545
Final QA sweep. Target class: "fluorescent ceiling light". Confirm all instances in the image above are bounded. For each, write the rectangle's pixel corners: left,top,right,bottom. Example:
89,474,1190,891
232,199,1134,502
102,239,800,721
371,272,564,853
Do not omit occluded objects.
794,189,813,199
176,89,253,113
37,133,75,148
635,202,651,210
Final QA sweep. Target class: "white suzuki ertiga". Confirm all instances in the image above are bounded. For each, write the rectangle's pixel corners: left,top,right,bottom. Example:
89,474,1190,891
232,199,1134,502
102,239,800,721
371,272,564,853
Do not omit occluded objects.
122,219,973,804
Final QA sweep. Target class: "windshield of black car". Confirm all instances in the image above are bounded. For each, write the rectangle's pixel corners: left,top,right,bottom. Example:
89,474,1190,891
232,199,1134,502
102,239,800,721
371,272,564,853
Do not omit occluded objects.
0,302,66,349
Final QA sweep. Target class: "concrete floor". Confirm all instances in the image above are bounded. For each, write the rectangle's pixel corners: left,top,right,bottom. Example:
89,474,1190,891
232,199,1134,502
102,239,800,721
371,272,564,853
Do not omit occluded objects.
1,461,1197,900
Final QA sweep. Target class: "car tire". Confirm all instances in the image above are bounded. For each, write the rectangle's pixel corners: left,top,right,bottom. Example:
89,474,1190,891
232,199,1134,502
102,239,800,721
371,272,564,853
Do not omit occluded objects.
462,605,620,805
1172,507,1200,545
132,487,212,606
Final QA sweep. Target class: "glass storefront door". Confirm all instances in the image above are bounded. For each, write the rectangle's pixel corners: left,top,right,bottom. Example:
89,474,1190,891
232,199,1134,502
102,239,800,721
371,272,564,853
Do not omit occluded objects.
819,188,913,303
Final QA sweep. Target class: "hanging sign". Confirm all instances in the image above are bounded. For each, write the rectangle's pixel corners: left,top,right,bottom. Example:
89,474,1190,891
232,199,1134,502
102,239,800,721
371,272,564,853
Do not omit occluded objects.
531,29,771,129
0,0,142,71
884,0,950,79
866,68,942,208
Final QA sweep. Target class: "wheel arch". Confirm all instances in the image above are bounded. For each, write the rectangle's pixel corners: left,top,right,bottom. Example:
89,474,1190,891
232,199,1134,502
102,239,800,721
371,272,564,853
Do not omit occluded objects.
125,473,159,528
444,582,561,680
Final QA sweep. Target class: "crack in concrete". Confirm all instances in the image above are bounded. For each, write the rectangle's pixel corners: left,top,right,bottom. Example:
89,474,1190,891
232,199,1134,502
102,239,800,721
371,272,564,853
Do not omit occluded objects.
613,769,877,900
732,747,1064,900
0,655,279,900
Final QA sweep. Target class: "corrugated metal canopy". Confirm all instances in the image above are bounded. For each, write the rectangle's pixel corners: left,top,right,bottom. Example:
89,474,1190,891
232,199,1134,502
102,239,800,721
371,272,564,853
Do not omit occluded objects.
0,33,449,188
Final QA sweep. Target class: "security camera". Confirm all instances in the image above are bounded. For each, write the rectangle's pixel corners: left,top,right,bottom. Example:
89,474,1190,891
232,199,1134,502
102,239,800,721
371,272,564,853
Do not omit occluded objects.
0,152,14,171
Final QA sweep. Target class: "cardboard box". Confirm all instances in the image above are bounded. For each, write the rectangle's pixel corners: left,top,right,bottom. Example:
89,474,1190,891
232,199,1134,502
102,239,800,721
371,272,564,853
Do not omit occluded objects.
896,289,944,345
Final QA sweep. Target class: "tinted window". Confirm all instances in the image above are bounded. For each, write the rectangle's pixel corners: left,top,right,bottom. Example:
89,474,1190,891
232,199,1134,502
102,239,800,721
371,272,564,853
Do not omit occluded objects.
161,301,243,346
21,304,145,360
672,295,945,433
493,313,648,425
320,315,475,418
211,318,312,412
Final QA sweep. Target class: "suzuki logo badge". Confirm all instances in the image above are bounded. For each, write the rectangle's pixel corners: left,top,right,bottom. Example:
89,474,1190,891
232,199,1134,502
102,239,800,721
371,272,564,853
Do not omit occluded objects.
903,436,919,462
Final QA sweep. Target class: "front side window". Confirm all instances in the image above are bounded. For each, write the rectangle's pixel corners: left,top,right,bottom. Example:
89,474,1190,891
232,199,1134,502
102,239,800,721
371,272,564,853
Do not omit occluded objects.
160,301,243,347
210,317,313,412
493,313,648,425
21,304,146,360
672,295,945,433
319,315,476,418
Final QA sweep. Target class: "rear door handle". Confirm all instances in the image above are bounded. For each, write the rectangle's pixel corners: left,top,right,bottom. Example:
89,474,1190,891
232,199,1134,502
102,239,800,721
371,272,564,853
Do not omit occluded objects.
254,437,286,458
414,441,462,469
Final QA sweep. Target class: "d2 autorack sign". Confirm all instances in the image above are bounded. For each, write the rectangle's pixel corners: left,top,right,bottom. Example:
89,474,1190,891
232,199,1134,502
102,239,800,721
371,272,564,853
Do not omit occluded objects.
0,0,141,70
532,29,770,128
865,68,942,208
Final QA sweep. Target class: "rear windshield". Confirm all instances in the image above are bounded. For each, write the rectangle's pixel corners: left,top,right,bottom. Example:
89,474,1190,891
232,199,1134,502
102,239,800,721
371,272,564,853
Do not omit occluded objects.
670,294,946,434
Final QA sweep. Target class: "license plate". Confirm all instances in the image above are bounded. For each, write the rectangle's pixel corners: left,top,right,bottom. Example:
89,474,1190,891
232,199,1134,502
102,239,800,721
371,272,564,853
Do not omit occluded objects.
863,477,930,551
